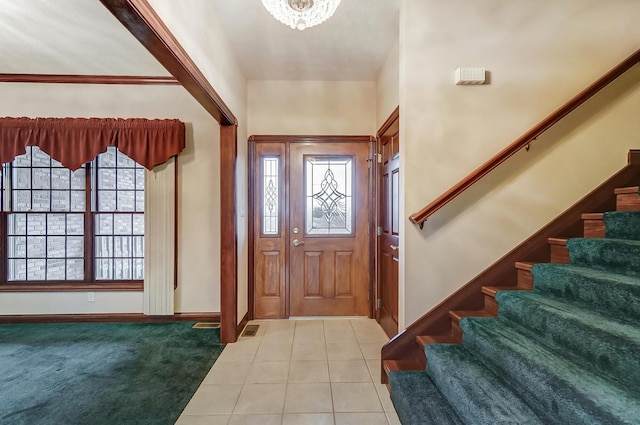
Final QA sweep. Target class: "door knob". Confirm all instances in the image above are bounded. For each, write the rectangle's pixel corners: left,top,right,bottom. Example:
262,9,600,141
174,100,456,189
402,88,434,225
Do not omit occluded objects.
390,244,398,251
292,239,305,247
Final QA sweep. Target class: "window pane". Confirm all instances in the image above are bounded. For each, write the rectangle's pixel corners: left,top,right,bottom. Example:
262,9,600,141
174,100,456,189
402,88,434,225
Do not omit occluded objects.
13,149,31,167
114,259,133,280
262,157,280,235
8,214,27,235
27,259,46,280
135,169,145,190
98,191,116,211
305,157,353,235
95,236,113,258
8,259,27,281
47,214,66,235
70,168,86,190
133,259,144,280
31,147,50,167
47,259,66,280
133,236,144,257
95,259,113,280
67,236,84,258
47,236,66,258
95,214,113,235
132,215,144,234
27,236,46,257
32,191,50,211
32,168,51,190
98,147,117,167
135,192,144,212
13,168,31,189
13,190,31,211
114,236,132,257
117,151,135,168
67,259,84,280
8,236,27,257
118,169,135,190
117,191,135,211
27,214,46,235
114,214,132,235
98,169,116,190
67,214,84,235
51,169,70,189
51,191,69,212
70,190,85,212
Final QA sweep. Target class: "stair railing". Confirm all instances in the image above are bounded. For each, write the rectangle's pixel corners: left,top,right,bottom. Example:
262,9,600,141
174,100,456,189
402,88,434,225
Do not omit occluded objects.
409,49,640,229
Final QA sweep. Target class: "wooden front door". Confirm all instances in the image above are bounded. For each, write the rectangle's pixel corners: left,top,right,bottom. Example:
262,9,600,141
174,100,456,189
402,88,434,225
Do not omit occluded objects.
377,110,400,337
250,136,373,319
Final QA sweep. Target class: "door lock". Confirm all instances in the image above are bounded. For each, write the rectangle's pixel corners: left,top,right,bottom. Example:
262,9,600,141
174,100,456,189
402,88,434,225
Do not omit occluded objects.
292,227,299,234
292,239,305,247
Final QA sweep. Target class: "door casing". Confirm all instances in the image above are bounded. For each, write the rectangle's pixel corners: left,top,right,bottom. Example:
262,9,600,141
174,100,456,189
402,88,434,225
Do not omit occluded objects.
248,135,376,319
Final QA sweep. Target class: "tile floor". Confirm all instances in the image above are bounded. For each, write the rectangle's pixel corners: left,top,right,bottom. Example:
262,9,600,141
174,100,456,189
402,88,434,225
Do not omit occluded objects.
175,318,401,425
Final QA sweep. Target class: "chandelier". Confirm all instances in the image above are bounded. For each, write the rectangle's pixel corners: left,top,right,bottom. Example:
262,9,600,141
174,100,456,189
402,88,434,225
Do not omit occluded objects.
261,0,342,31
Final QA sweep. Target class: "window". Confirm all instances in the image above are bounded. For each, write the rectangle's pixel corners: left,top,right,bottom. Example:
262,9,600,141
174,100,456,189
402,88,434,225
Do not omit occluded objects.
0,146,144,285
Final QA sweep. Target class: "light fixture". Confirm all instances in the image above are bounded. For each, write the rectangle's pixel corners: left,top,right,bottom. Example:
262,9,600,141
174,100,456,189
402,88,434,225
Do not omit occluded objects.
261,0,342,31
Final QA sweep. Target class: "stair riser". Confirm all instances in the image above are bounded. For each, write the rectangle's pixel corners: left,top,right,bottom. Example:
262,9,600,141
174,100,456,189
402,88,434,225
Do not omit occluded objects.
550,244,569,264
531,264,640,323
460,319,633,425
517,268,534,289
616,193,640,211
484,295,499,316
568,239,640,277
495,293,640,392
583,219,605,238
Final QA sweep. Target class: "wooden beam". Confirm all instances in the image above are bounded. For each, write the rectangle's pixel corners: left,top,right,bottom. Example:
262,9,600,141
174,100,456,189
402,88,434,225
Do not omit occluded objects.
220,124,238,343
99,0,237,126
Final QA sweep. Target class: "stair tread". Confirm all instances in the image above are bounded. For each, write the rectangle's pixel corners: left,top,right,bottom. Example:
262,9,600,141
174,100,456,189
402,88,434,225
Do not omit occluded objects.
548,237,569,245
567,238,640,277
482,285,528,297
449,309,495,321
582,212,604,219
426,343,546,424
614,186,639,194
416,334,460,347
461,318,640,423
383,359,422,373
515,261,535,270
389,370,464,425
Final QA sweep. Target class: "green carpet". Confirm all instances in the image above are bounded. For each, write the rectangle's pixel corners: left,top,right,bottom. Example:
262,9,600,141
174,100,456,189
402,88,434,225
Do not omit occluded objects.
390,210,640,424
0,322,224,425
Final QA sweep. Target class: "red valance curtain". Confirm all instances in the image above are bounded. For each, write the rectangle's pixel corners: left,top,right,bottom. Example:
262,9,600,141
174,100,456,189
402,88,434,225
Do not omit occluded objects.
0,117,185,170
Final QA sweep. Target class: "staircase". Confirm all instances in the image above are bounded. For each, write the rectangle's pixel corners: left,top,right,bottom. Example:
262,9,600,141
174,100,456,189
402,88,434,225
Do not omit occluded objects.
387,185,640,424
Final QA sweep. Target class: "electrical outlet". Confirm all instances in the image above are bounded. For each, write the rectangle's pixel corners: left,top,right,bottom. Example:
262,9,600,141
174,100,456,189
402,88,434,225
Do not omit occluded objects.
87,292,95,302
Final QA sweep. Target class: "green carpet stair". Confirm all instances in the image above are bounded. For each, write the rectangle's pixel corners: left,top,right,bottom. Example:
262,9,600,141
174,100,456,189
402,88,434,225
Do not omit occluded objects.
389,186,640,424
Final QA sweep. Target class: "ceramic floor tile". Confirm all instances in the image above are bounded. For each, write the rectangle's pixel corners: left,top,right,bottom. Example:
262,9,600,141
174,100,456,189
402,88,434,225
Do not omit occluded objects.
216,342,260,363
386,409,402,425
324,328,357,344
262,329,295,344
328,360,373,382
234,383,286,414
245,361,290,384
284,383,334,413
326,343,364,360
358,343,383,360
293,328,326,344
292,342,327,360
365,359,382,382
228,414,282,425
182,384,243,415
289,360,330,383
254,343,293,362
174,415,231,425
332,383,383,413
282,413,335,425
335,412,389,425
374,383,395,413
354,330,389,345
295,319,325,329
203,361,252,385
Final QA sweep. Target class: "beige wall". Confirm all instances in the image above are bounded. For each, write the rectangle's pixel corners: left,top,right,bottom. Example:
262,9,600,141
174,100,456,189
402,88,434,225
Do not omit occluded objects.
248,80,377,135
376,38,399,129
0,83,220,314
400,0,640,326
147,0,250,323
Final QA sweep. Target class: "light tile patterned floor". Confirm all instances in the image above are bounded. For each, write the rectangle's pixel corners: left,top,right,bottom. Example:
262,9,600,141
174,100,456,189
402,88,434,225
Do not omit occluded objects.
175,319,401,425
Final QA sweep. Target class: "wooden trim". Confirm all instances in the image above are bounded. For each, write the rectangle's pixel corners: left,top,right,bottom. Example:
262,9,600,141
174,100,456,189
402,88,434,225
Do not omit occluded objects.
174,155,179,289
0,73,179,85
248,135,374,144
99,0,236,126
409,49,640,226
220,124,238,343
383,153,640,372
376,106,400,139
236,311,249,338
247,141,256,320
0,312,220,324
0,282,144,292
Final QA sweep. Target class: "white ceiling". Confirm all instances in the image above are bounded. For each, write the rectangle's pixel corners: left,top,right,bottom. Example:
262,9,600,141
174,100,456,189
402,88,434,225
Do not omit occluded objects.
0,0,399,81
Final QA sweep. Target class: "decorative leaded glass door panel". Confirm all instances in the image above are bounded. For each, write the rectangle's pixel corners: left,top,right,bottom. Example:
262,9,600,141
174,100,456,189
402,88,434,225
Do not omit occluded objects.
289,142,370,317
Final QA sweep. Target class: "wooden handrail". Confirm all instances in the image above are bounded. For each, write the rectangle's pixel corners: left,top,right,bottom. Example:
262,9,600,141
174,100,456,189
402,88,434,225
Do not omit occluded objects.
410,48,640,228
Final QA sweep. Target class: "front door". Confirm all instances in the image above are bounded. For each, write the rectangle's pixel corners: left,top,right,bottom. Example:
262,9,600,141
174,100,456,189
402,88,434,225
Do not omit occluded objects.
250,136,373,318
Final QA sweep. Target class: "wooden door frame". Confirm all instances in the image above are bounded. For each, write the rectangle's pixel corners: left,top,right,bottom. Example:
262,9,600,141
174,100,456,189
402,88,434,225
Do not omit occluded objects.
375,106,400,337
248,135,377,319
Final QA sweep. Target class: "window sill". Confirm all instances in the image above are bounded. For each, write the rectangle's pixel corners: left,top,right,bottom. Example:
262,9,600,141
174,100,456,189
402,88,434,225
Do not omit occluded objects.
0,282,144,292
